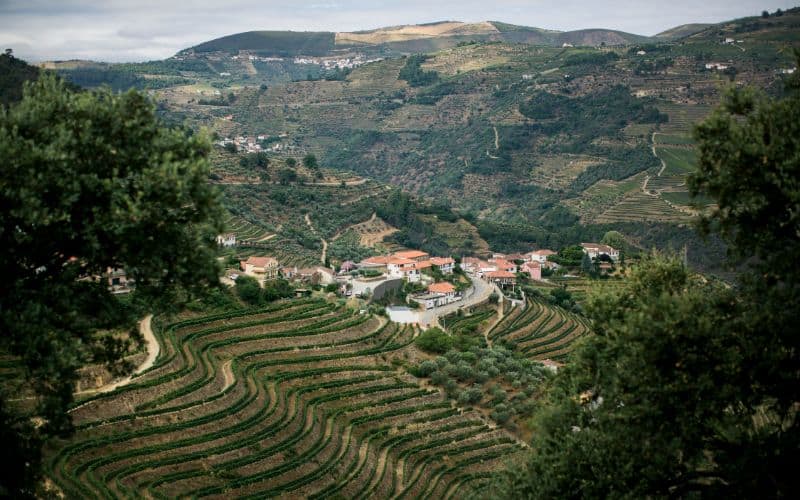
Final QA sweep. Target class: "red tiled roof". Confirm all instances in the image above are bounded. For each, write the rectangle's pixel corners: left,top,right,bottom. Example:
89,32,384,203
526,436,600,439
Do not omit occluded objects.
430,257,455,266
245,256,278,267
387,257,416,265
492,259,516,269
485,271,516,279
428,282,456,294
414,260,433,269
362,256,391,265
529,249,556,256
393,250,429,259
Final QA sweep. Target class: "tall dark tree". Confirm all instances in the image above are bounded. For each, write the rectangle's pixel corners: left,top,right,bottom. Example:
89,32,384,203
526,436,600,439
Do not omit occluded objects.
490,54,800,498
0,75,223,496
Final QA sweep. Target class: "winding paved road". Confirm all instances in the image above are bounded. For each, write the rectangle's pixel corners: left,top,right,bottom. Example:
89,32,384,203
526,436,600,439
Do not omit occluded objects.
418,273,497,327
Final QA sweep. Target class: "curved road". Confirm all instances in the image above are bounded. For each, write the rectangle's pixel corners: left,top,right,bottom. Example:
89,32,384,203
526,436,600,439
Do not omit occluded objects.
418,273,497,327
73,314,159,396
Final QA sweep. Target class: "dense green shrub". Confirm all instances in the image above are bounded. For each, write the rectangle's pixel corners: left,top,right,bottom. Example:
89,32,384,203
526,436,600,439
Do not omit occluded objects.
398,55,439,87
415,328,453,354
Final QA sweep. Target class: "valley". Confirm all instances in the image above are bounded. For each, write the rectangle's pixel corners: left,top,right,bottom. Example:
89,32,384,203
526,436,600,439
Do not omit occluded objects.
44,9,799,273
2,5,799,498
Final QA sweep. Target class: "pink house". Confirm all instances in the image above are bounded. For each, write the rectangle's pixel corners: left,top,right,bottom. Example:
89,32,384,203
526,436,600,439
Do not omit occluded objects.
521,261,542,281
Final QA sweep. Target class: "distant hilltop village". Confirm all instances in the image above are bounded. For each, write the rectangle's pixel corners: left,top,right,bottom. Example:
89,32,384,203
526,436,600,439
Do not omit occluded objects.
174,50,383,72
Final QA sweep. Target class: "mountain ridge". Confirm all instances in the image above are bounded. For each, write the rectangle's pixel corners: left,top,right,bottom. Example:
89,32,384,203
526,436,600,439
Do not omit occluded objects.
181,20,656,57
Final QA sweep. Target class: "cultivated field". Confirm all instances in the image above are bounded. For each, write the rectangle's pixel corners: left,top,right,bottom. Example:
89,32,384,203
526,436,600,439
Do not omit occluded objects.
488,298,591,361
47,300,524,498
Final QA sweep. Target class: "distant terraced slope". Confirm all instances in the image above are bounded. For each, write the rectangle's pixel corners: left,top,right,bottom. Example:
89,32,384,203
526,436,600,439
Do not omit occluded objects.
47,299,523,498
488,298,591,361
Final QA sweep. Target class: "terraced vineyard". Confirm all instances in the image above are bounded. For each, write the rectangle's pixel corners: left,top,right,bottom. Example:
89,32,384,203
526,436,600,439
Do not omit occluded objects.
595,191,691,223
546,277,628,303
223,214,275,243
46,299,523,498
487,298,591,361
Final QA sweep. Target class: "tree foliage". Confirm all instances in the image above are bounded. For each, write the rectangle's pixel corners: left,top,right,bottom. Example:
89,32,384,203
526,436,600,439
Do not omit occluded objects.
414,327,453,354
0,75,223,496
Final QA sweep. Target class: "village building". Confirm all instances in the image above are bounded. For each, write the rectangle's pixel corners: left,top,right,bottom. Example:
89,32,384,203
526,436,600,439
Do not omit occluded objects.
359,255,392,271
520,261,542,281
490,258,518,274
484,270,516,289
429,257,455,274
393,250,430,262
240,256,279,280
526,249,556,263
460,257,484,274
411,281,462,309
106,267,132,294
705,62,730,71
387,257,422,283
580,243,619,261
216,233,237,247
296,266,336,285
281,267,297,280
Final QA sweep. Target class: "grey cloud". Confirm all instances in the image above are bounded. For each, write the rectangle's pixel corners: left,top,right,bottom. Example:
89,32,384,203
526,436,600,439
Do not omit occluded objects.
0,0,796,62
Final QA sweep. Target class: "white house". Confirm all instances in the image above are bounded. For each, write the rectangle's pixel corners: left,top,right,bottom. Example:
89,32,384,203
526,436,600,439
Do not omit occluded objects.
240,256,279,280
216,233,237,247
490,259,518,274
580,243,619,261
429,257,455,274
411,282,462,309
526,249,556,264
387,257,422,283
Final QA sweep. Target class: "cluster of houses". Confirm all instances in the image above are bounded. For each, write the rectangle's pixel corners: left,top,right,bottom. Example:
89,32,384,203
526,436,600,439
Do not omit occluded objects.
237,256,336,286
217,132,292,154
356,250,462,309
461,249,556,289
292,54,383,70
462,243,619,289
228,241,619,306
705,62,731,71
359,250,455,283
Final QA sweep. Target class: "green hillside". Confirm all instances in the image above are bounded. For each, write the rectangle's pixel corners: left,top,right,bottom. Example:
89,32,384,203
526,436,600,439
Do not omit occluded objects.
0,51,41,106
188,30,338,56
44,10,800,274
654,23,713,40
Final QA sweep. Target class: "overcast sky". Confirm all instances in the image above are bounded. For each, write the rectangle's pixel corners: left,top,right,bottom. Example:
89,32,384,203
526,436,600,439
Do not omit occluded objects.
0,1,795,62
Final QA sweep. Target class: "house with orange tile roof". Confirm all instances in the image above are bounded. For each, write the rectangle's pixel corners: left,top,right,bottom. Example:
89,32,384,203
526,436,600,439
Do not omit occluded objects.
428,281,456,295
429,256,455,274
490,259,518,274
526,249,557,263
520,261,542,281
484,270,516,288
240,256,279,280
387,257,422,282
359,255,392,268
393,250,430,262
411,281,462,309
